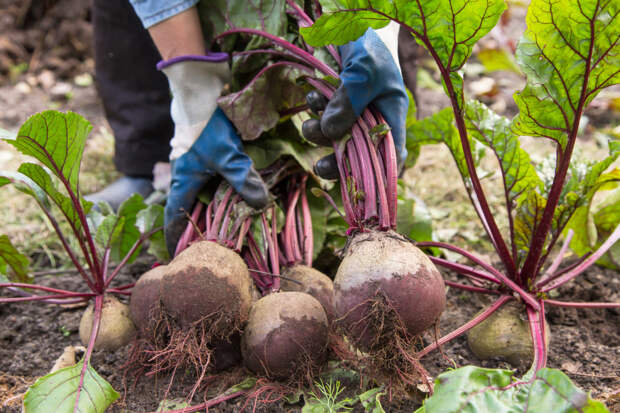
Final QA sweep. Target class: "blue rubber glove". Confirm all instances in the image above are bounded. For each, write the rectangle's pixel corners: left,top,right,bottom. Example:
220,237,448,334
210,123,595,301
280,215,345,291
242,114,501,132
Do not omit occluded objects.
159,54,269,255
302,25,408,179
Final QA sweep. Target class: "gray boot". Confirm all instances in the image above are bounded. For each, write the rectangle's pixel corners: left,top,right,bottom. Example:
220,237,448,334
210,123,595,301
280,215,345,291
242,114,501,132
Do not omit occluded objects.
85,176,154,211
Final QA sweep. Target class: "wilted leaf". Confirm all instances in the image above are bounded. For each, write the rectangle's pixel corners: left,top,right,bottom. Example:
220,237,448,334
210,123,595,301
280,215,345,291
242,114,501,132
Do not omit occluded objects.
245,133,332,176
23,360,119,413
218,65,308,141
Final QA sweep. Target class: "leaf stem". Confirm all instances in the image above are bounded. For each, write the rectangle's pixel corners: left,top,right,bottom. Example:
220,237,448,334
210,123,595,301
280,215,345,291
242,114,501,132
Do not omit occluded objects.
417,241,539,310
217,29,337,77
541,223,620,292
444,280,500,295
300,176,313,266
145,390,245,413
103,227,162,289
526,302,547,372
428,256,500,284
544,299,620,309
417,295,512,358
73,293,103,413
520,14,597,283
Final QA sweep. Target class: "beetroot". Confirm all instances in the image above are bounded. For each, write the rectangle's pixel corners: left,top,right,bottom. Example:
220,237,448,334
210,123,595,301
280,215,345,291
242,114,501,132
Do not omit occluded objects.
242,291,328,379
281,265,335,322
129,264,167,340
467,301,550,367
334,230,446,351
161,240,253,333
79,295,136,351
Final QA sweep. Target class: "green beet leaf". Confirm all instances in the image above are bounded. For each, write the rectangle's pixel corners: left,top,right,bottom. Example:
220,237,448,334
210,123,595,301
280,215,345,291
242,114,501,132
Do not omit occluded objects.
592,187,620,268
89,194,158,264
18,163,91,230
513,0,620,148
5,111,92,197
358,387,386,413
0,235,30,283
566,177,620,270
136,204,168,262
396,180,435,249
466,100,542,208
407,108,485,189
301,0,506,110
23,360,119,413
415,366,608,413
514,146,619,264
465,100,543,264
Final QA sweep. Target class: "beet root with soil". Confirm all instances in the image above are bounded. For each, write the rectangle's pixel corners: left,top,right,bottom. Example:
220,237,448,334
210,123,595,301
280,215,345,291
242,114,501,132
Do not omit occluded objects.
161,240,253,331
242,291,329,380
280,265,335,323
334,230,446,352
129,264,168,341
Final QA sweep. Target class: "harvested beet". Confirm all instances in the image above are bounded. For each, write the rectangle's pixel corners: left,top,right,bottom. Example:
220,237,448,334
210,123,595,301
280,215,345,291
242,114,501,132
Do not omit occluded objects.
281,265,335,322
160,240,253,334
129,264,167,340
79,295,136,351
242,291,328,379
334,230,445,351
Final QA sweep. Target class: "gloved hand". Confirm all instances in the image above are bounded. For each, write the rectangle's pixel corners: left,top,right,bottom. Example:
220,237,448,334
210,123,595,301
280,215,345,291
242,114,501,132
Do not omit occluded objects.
159,53,269,255
302,23,408,179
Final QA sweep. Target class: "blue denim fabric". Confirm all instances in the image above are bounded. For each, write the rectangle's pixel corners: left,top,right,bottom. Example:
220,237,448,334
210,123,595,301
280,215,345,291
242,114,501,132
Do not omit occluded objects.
129,0,199,28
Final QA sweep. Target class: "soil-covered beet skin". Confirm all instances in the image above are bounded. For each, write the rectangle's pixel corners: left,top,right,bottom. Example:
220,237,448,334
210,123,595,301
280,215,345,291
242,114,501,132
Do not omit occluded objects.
129,264,167,339
467,301,550,367
79,295,136,351
160,241,253,333
334,230,446,351
280,265,335,322
242,291,329,379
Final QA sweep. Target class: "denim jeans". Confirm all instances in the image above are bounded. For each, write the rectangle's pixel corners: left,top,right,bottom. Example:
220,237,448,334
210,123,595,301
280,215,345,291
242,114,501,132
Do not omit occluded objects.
129,0,199,28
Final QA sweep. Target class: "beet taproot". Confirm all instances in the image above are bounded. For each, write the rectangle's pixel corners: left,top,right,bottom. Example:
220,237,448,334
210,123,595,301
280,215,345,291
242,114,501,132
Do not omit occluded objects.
160,240,253,334
467,301,551,367
129,264,167,340
79,295,136,351
280,265,335,322
242,291,328,379
334,230,446,351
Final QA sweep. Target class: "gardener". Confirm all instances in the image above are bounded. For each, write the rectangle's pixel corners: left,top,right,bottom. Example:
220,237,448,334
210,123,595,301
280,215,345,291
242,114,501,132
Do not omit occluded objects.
87,0,174,209
123,1,409,254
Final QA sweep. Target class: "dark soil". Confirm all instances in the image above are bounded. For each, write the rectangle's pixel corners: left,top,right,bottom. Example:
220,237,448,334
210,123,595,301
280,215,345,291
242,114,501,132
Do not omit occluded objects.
1,254,618,412
0,0,92,84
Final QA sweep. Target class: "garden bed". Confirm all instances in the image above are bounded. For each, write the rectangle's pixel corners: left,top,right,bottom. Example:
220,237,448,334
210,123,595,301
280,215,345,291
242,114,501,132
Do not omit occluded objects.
1,254,617,412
